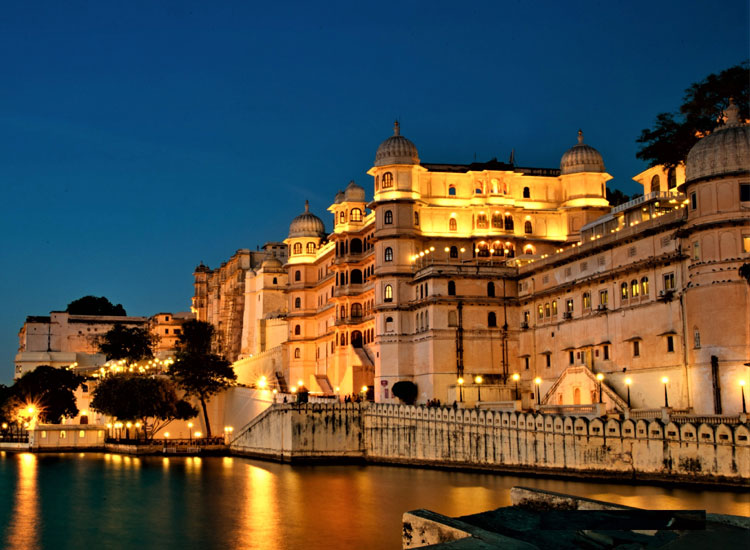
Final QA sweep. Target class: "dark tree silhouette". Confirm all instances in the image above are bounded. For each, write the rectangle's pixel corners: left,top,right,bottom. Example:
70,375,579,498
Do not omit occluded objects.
98,324,157,363
391,381,418,405
66,296,126,316
3,366,83,423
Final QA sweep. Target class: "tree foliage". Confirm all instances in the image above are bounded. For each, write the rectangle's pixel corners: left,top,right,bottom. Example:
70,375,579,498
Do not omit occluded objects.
391,381,418,405
606,187,634,207
2,366,83,423
98,324,157,363
636,61,749,168
66,295,126,316
168,320,236,437
739,263,750,285
91,374,197,439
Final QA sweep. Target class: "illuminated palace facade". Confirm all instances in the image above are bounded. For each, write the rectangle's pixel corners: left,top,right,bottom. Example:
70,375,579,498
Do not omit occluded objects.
194,109,750,415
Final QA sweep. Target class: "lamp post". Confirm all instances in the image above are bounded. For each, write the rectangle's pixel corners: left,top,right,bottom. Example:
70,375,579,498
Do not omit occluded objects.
474,376,483,402
512,373,520,400
188,422,193,444
596,373,604,404
625,377,632,409
457,377,464,403
661,377,669,408
740,380,746,414
534,377,542,405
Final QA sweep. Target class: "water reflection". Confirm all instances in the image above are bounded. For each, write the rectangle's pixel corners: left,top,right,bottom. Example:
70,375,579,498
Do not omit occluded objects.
4,453,39,550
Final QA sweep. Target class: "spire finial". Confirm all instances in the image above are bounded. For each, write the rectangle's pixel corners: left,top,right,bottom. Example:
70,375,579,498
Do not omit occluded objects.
304,200,309,213
577,129,584,144
393,120,400,136
724,97,740,126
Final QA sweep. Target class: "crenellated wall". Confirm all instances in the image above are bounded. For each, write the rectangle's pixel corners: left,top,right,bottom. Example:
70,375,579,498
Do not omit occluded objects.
229,403,750,485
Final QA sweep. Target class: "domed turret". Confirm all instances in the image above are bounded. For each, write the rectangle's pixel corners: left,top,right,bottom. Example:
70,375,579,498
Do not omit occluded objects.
289,200,326,238
685,99,749,184
261,257,283,269
560,130,605,175
334,190,345,204
374,121,420,167
344,180,366,202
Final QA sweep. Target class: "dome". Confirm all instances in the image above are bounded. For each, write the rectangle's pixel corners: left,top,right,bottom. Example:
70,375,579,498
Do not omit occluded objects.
685,99,750,184
261,257,283,269
374,121,420,167
334,190,345,204
560,130,605,175
344,180,366,202
289,200,326,238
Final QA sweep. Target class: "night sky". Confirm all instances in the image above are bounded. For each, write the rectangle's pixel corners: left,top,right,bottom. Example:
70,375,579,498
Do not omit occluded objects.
0,0,747,383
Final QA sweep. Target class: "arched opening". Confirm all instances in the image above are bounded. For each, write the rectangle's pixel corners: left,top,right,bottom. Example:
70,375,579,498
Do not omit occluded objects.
487,282,495,297
350,208,362,222
350,269,363,285
450,246,458,258
384,284,393,302
492,212,503,228
351,330,363,348
294,348,301,359
522,187,530,199
476,242,490,257
573,387,581,405
650,174,661,194
294,325,301,335
351,303,363,318
385,317,394,332
524,221,532,234
382,172,393,188
449,218,457,231
448,185,456,196
488,312,497,327
350,238,362,254
295,270,301,281
306,242,316,254
504,215,514,231
339,211,346,223
384,247,393,262
384,210,393,224
295,297,301,309
272,277,277,285
293,242,302,254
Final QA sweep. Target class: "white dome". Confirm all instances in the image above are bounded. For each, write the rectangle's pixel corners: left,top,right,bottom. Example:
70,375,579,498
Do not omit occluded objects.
344,180,366,202
288,201,326,238
560,130,605,175
685,100,750,183
374,121,420,167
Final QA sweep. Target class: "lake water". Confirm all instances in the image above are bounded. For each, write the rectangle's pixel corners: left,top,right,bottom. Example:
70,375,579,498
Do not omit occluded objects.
0,451,747,549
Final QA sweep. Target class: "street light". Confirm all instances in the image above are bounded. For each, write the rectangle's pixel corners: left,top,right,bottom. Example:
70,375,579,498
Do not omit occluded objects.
188,422,193,444
534,377,542,405
625,377,632,408
258,376,267,390
740,380,746,414
474,375,483,402
457,377,464,403
661,377,669,408
596,373,604,404
512,373,520,400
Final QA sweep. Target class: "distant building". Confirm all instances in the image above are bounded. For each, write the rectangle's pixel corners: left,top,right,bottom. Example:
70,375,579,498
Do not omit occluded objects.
197,107,749,414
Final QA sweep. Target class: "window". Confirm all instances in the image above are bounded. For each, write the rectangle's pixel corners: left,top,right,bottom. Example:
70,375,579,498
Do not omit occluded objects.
448,311,457,327
294,325,301,335
384,210,393,224
295,270,301,281
545,354,551,368
523,311,530,324
294,348,301,359
667,335,675,353
525,357,530,370
621,282,629,300
740,183,750,202
339,211,346,224
448,185,456,196
449,218,457,231
382,172,393,188
487,282,495,297
631,279,640,297
667,167,676,190
41,431,47,439
164,329,169,334
694,329,701,349
566,299,574,313
272,277,278,285
522,187,530,199
476,243,490,257
384,285,393,302
544,303,551,317
663,272,675,291
692,241,701,261
414,211,419,226
633,340,640,357
350,269,363,284
385,316,394,331
650,174,661,193
488,312,497,327
743,235,750,253
524,245,534,255
307,242,316,254
475,183,483,194
295,297,301,309
350,208,362,222
476,214,488,228
603,345,609,360
583,292,591,309
340,305,347,319
293,242,302,254
79,430,86,438
492,213,503,228
524,221,532,234
374,175,379,190
449,246,458,258
690,192,697,210
351,303,363,318
384,247,393,262
641,277,649,296
504,215,514,231
569,351,574,365
599,290,608,306
60,431,67,439
537,304,544,319
551,301,558,316
448,281,456,296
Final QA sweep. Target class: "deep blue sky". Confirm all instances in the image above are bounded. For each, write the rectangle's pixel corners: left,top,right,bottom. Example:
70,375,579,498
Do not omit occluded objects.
0,0,747,383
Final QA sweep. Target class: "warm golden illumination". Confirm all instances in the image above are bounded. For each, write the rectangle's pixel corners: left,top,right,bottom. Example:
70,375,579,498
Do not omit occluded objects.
297,379,304,387
741,380,747,387
512,373,520,382
258,376,267,389
361,385,368,392
187,422,193,428
126,422,132,428
474,375,483,384
534,377,542,385
194,432,202,438
457,377,464,385
290,386,297,393
25,406,35,415
164,432,170,438
596,373,604,381
661,377,669,384
625,377,632,385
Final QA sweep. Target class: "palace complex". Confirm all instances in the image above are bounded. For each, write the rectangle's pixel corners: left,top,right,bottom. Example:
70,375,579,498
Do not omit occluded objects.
188,105,748,415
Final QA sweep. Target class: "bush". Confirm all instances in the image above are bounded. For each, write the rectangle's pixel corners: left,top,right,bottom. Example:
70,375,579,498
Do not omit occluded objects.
391,381,418,405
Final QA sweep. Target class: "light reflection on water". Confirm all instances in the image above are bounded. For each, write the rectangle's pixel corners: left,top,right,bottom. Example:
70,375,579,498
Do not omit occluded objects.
0,452,747,550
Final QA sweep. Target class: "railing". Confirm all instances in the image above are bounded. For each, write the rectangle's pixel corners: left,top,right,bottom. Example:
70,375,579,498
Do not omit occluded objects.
105,437,225,446
537,404,605,417
0,433,30,443
670,414,744,425
612,191,681,214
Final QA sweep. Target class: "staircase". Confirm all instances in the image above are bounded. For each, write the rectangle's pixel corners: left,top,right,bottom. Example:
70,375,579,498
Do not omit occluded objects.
275,371,288,393
315,375,334,394
354,346,374,367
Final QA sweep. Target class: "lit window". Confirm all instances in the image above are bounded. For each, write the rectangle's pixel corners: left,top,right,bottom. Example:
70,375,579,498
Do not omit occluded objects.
599,290,608,306
307,242,316,254
743,235,750,253
350,208,362,222
476,214,488,228
641,277,649,296
544,303,550,317
41,431,47,438
384,210,393,224
339,211,346,224
566,299,574,312
384,285,393,302
663,272,675,291
384,247,393,262
294,348,301,359
537,304,544,319
382,172,393,188
414,211,419,226
60,431,67,439
551,301,558,316
650,174,661,193
449,218,457,231
293,243,302,254
631,279,640,297
583,292,591,309
524,221,532,234
492,213,503,228
621,282,629,300
79,430,85,438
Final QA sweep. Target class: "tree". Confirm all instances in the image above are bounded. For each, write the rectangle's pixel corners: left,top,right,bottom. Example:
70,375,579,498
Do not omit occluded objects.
168,320,236,437
91,374,197,440
739,263,750,285
66,295,127,316
98,324,157,363
606,188,632,207
392,381,418,405
4,366,83,423
636,62,749,168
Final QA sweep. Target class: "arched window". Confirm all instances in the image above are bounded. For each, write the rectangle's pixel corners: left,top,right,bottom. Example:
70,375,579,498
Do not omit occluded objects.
522,187,530,199
524,221,532,234
414,211,419,226
448,185,456,196
294,325,301,335
294,348,301,359
382,172,393,188
667,168,676,190
295,297,301,309
339,211,346,224
351,303,363,318
631,279,640,297
374,175,379,191
272,277,277,285
350,208,362,222
545,303,551,317
475,183,483,194
641,276,649,296
350,269,363,284
340,333,346,346
492,212,503,228
384,210,393,224
293,242,302,254
524,245,534,255
350,238,362,254
650,174,661,194
504,215,514,231
449,246,458,258
384,247,393,262
449,218,457,231
505,243,515,258
384,284,393,302
488,312,497,327
294,270,301,282
448,280,456,296
425,310,429,330
487,282,495,297
307,242,316,254
385,316,394,331
583,292,591,309
476,243,490,257
340,305,346,319
476,214,488,228
621,282,628,300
